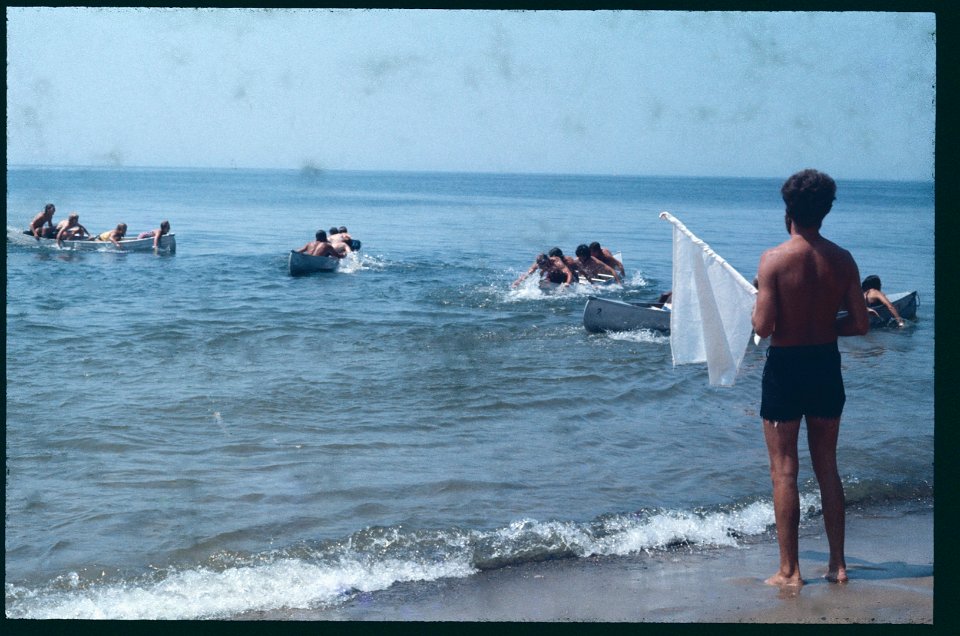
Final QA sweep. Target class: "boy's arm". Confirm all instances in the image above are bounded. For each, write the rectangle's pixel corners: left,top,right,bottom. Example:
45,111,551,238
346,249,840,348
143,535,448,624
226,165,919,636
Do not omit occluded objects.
836,257,870,336
867,290,903,323
751,252,777,339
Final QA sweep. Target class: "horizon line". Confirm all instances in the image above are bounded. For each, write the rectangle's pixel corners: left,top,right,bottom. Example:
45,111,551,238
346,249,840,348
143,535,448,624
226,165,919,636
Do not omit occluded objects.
5,163,934,184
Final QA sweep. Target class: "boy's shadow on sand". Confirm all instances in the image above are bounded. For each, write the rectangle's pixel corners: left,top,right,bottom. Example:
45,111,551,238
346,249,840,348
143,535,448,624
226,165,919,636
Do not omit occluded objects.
800,551,933,582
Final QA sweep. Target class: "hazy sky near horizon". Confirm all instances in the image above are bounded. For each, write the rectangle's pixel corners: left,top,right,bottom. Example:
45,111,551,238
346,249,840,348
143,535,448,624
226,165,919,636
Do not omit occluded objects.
7,8,936,180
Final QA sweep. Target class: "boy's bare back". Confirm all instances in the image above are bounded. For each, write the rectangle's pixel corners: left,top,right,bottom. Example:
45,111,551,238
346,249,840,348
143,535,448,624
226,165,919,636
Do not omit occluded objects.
753,229,864,347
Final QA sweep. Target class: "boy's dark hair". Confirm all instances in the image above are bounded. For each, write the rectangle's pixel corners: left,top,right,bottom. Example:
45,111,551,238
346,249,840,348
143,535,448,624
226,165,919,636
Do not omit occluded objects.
547,247,563,258
781,169,837,229
861,274,882,292
575,244,590,258
315,230,328,242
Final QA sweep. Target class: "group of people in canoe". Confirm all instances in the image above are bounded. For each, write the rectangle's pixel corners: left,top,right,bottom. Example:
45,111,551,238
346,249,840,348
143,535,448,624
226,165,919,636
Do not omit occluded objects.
513,242,625,287
294,226,362,259
28,203,171,249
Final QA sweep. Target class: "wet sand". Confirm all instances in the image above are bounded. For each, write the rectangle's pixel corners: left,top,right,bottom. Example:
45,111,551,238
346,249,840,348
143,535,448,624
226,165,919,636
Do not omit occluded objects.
238,508,933,623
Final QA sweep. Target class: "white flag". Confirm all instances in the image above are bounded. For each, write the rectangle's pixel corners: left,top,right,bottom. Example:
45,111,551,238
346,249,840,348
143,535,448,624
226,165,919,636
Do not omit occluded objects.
660,212,758,386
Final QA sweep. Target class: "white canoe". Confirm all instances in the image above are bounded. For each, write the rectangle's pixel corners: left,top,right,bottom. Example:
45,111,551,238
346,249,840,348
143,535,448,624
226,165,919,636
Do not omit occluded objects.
583,296,671,333
7,228,176,252
288,250,340,276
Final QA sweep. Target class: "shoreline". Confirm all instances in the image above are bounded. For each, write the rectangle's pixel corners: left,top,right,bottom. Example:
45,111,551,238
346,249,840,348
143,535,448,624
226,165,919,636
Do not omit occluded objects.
236,507,933,623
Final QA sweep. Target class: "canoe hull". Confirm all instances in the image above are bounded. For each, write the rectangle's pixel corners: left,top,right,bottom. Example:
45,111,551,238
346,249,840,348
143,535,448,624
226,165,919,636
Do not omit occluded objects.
288,250,340,276
866,290,918,327
583,296,671,333
587,290,919,334
7,228,176,252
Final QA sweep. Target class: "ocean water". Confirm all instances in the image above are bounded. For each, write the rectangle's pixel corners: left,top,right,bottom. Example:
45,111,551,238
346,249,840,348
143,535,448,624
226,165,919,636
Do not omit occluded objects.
5,167,934,619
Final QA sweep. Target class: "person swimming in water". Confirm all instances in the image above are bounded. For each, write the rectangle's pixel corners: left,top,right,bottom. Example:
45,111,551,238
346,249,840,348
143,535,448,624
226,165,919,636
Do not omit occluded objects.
574,243,621,283
547,247,580,283
512,252,575,287
861,275,905,328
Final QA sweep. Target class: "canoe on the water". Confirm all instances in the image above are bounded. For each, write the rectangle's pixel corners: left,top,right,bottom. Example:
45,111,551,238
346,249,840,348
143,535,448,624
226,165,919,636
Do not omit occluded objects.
847,290,919,328
7,228,176,252
582,296,671,333
585,290,919,334
288,250,340,276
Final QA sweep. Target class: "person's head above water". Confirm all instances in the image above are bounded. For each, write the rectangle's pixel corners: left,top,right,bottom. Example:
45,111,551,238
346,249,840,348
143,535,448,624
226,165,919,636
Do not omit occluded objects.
861,275,882,292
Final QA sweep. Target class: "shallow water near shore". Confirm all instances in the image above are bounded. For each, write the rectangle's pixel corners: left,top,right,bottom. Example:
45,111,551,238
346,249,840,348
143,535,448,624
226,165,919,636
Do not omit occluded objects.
5,167,934,619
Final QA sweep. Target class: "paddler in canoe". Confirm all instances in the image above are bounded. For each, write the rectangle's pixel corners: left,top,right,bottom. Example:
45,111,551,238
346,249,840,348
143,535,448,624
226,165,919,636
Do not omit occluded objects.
328,225,362,255
95,223,128,247
295,229,344,258
29,203,58,239
55,212,92,247
137,220,172,249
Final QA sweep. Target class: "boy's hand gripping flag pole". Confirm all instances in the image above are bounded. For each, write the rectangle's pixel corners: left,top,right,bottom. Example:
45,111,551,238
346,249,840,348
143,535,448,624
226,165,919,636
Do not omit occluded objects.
659,212,759,386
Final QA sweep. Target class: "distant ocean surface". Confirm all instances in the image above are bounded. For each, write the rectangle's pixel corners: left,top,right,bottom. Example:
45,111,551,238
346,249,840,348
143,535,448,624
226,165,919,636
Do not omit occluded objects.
6,167,934,619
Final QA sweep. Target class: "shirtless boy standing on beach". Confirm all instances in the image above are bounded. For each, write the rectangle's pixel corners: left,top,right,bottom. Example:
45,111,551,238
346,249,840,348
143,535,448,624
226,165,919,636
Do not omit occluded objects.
752,169,869,588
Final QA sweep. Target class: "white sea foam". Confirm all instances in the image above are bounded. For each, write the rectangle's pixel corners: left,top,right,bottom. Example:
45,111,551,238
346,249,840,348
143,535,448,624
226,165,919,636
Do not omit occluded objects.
504,276,613,302
605,329,669,344
626,271,649,287
337,251,382,273
6,494,830,620
6,555,476,620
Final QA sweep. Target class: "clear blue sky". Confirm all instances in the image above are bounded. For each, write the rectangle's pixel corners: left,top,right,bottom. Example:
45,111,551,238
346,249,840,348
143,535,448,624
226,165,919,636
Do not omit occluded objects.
6,8,936,180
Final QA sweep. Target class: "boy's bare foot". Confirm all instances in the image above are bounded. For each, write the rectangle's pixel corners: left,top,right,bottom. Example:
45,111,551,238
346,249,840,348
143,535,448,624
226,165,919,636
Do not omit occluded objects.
765,572,804,587
825,565,848,583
